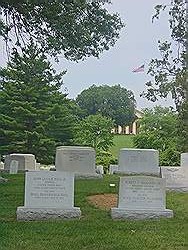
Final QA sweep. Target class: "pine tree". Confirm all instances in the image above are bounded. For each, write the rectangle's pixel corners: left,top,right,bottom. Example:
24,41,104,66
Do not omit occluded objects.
0,43,76,164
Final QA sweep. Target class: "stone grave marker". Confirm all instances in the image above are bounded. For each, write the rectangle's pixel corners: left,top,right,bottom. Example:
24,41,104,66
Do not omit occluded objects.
35,160,41,171
161,166,188,192
111,176,173,219
181,153,188,168
9,160,18,174
55,146,102,178
109,165,119,174
17,171,81,221
118,148,160,175
4,154,36,171
0,161,4,169
96,165,104,175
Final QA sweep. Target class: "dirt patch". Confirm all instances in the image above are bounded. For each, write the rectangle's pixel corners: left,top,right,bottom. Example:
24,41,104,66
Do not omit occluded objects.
87,193,118,210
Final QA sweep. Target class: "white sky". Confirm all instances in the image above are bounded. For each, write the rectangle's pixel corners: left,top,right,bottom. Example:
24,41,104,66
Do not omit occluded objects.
0,0,175,110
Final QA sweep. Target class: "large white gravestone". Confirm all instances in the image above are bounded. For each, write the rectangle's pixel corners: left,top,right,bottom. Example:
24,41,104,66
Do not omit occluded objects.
118,149,160,175
55,146,101,178
17,171,81,221
111,176,173,220
4,154,36,171
181,153,188,168
161,166,188,192
9,160,18,174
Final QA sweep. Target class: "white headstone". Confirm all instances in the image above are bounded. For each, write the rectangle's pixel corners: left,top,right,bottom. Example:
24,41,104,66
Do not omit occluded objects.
161,166,188,192
118,148,159,175
111,176,173,219
35,162,41,171
9,160,18,174
96,165,104,175
4,154,36,171
181,153,188,168
17,171,81,220
0,161,4,169
118,176,165,210
55,146,96,174
24,171,74,208
109,165,119,174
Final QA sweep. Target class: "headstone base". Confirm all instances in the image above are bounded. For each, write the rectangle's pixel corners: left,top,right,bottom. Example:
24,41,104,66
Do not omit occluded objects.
111,208,173,220
17,207,81,221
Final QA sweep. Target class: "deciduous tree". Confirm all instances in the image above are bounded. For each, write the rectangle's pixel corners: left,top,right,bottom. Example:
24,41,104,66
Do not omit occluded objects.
142,0,187,151
133,106,179,166
76,84,136,126
74,114,114,151
0,0,124,60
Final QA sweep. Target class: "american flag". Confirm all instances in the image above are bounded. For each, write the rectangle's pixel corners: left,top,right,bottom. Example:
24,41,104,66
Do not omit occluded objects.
132,64,144,73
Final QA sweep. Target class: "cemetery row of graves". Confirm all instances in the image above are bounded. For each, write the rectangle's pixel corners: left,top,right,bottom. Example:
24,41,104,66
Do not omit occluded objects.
0,146,188,221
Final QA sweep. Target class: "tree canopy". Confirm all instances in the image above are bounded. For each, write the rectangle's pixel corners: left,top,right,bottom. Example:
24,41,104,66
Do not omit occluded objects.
0,0,124,60
142,0,186,107
74,114,114,151
133,106,179,166
76,84,136,126
0,43,77,163
142,0,187,152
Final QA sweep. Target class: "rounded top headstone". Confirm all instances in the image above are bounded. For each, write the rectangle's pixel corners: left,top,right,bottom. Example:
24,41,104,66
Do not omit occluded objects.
181,153,188,168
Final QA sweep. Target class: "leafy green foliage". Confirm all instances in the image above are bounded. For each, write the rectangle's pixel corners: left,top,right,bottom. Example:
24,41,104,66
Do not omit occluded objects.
74,114,115,168
133,106,180,166
0,0,124,60
96,150,117,170
74,114,114,151
142,0,188,152
0,43,76,164
76,84,136,126
143,0,186,105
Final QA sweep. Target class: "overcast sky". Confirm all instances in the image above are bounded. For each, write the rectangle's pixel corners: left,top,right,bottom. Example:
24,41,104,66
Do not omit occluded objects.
0,0,174,110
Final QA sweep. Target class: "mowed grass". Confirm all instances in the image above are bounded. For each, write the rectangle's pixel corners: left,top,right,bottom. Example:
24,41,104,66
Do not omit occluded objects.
0,173,188,250
110,135,134,157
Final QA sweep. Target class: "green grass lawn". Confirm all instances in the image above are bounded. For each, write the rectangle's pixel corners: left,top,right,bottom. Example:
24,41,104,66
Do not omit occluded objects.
110,135,134,157
0,173,188,250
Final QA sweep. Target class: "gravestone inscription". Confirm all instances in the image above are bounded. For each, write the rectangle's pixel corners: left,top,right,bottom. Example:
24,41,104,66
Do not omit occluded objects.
111,176,173,219
118,149,159,175
17,171,81,221
55,146,102,178
161,167,188,192
55,146,96,174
